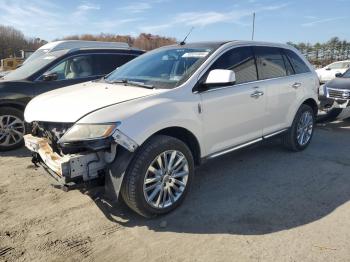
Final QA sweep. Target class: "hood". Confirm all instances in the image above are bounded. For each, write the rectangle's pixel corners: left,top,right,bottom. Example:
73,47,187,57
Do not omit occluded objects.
325,77,350,90
24,81,165,123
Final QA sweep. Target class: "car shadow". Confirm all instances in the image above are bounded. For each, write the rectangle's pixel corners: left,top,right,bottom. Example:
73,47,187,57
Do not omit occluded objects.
0,147,30,158
317,117,350,132
83,131,350,235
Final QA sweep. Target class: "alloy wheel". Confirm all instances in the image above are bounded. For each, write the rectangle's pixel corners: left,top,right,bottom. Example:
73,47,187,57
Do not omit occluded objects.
143,150,189,209
0,115,25,147
296,111,314,146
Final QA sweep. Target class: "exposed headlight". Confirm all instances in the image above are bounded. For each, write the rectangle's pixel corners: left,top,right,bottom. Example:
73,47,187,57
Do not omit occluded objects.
59,123,118,143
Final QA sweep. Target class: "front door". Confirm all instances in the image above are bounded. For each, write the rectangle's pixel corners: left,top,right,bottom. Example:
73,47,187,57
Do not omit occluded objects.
199,46,266,156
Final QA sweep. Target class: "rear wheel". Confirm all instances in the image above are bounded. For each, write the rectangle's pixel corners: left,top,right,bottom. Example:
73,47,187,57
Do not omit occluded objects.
0,107,25,151
283,104,315,151
121,135,194,218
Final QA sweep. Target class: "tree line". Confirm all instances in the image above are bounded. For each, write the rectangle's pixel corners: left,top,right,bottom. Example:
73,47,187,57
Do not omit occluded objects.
0,25,47,60
0,24,348,68
60,33,176,51
0,25,176,60
287,37,350,67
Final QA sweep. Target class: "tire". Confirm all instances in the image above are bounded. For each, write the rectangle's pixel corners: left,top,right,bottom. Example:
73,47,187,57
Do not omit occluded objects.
121,135,194,218
0,107,26,151
283,104,315,152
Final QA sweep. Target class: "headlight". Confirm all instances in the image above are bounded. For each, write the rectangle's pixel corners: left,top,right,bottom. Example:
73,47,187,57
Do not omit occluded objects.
59,123,118,143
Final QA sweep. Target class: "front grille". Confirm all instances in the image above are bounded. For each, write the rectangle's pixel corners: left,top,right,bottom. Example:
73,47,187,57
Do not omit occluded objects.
327,88,350,100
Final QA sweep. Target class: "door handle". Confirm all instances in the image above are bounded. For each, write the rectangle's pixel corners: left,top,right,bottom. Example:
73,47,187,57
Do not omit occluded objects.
250,90,264,98
292,82,302,89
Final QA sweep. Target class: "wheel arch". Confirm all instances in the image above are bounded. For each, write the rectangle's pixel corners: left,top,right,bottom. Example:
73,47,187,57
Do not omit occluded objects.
150,126,202,166
302,98,318,117
0,101,26,112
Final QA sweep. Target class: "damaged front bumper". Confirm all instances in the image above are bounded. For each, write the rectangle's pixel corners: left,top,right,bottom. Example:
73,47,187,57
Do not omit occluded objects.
24,130,138,196
24,134,108,185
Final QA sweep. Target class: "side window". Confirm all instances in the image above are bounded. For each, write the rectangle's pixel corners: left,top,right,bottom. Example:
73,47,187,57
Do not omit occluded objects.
46,55,94,80
284,49,310,74
94,54,137,75
281,52,295,76
209,46,258,85
254,46,287,80
328,62,343,70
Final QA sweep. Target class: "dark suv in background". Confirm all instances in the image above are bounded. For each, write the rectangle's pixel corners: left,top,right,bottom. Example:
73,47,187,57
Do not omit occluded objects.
0,40,144,150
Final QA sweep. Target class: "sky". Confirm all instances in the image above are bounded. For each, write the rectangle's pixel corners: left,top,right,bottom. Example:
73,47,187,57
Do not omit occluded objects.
0,0,349,44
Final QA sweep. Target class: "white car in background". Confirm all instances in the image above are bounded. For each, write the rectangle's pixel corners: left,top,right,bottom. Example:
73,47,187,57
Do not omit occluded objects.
316,60,350,83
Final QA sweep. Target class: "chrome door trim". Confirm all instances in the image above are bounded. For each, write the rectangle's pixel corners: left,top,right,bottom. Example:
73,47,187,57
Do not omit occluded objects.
263,129,288,139
206,128,288,159
207,138,263,159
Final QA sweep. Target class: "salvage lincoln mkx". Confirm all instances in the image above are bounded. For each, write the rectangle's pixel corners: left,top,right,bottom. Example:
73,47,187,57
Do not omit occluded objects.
24,41,319,217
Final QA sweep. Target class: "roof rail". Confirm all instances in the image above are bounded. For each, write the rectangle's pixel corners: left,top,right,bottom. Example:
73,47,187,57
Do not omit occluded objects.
39,40,130,52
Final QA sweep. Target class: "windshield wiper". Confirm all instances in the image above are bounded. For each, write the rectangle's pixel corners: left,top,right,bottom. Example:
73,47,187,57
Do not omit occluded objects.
108,79,154,89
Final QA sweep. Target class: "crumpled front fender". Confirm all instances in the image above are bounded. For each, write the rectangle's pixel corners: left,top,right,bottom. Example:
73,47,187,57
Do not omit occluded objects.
104,146,135,201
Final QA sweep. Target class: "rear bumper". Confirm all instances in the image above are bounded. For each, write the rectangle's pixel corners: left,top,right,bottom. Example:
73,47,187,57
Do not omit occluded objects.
24,134,107,185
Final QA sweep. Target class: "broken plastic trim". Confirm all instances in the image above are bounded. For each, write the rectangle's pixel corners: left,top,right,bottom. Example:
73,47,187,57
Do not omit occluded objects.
111,129,138,152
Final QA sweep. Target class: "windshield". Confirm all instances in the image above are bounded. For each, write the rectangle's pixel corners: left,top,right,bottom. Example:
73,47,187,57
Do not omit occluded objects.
3,50,66,81
23,48,51,64
342,69,350,78
105,46,214,89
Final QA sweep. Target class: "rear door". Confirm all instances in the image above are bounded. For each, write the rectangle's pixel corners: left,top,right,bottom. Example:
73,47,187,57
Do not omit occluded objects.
254,47,313,135
199,46,266,155
254,46,298,135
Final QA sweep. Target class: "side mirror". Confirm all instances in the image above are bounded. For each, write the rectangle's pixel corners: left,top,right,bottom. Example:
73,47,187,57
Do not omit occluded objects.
42,72,58,81
204,69,236,87
335,73,343,78
325,67,331,71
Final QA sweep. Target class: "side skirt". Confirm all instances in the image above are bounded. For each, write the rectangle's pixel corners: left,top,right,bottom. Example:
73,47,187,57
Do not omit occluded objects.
203,128,288,161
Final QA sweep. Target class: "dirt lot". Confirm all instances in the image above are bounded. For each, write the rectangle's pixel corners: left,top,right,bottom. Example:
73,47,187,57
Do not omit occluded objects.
1,114,350,262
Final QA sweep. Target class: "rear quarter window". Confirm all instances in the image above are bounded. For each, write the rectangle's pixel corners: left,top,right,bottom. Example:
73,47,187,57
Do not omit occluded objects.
254,46,287,80
283,49,310,74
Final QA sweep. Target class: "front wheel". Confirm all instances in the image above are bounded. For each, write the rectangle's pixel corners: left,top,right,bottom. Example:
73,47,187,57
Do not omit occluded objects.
283,104,315,151
121,135,194,218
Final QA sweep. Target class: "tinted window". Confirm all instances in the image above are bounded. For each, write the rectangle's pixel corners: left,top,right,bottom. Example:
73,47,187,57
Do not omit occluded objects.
94,54,137,75
342,69,350,78
46,55,94,80
282,53,295,75
254,47,286,80
210,47,258,84
284,49,310,74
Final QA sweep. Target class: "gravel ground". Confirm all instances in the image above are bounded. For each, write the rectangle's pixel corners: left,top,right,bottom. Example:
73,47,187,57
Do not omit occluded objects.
0,112,350,262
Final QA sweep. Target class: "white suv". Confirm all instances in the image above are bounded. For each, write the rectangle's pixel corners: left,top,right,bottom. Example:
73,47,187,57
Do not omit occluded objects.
24,41,319,217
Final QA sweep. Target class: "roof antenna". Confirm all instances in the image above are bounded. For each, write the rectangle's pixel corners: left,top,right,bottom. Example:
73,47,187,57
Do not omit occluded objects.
180,27,194,45
251,12,256,41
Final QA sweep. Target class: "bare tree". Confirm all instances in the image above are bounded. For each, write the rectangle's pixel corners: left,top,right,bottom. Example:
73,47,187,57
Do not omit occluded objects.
0,25,47,60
